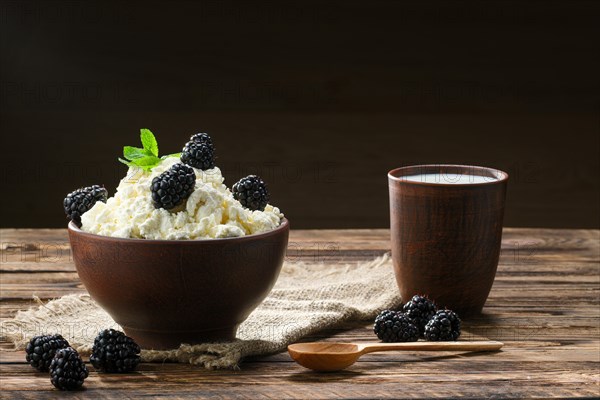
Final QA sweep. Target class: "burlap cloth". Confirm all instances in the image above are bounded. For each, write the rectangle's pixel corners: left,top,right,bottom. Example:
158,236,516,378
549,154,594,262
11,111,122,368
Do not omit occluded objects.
0,254,400,369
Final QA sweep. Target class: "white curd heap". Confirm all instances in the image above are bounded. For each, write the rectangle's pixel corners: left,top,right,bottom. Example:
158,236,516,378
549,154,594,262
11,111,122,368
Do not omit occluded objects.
81,157,283,240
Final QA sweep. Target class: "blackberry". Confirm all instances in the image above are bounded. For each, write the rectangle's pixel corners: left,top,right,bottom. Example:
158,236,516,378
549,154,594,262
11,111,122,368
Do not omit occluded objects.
180,133,215,170
63,185,108,225
402,295,437,336
232,175,269,211
25,334,70,372
373,310,419,342
424,309,461,341
49,347,88,391
90,329,141,373
151,163,196,210
189,132,213,146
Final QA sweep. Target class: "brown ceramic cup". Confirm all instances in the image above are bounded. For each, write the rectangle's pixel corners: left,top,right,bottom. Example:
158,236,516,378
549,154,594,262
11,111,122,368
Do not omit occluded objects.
388,165,508,316
68,219,289,349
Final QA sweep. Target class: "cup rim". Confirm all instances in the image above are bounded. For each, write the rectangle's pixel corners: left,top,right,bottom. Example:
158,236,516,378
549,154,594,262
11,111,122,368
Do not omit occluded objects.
68,217,289,244
388,164,509,187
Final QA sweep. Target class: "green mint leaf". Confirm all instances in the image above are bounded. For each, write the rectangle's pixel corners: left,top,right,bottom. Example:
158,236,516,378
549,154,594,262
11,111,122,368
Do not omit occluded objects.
119,128,177,171
140,128,159,156
138,159,162,171
119,154,161,170
131,155,161,166
123,146,149,160
118,157,135,167
161,152,181,160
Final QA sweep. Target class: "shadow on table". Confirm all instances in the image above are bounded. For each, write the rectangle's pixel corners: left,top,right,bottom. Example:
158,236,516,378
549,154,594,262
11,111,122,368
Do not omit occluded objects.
286,369,365,382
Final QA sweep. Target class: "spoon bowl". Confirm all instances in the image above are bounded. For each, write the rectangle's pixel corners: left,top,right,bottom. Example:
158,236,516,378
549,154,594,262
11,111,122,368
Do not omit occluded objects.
288,340,504,372
288,342,362,371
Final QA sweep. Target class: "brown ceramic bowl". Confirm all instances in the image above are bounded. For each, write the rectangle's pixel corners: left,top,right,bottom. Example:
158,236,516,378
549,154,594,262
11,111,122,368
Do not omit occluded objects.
68,219,289,349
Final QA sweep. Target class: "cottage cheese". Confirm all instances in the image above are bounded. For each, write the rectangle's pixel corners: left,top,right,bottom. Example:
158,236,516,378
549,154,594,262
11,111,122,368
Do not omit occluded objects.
81,157,283,239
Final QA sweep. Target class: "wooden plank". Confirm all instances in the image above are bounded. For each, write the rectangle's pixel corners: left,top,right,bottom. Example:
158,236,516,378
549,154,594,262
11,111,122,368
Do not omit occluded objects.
1,228,598,255
0,382,597,399
2,330,599,363
2,227,598,246
2,228,599,274
1,360,599,381
0,364,598,399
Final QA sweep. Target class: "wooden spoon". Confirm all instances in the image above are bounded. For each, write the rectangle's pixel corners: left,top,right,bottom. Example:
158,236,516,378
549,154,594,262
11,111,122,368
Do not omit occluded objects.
288,340,503,371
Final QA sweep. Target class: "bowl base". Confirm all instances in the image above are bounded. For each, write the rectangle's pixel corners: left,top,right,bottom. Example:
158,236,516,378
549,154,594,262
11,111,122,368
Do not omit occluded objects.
122,325,238,350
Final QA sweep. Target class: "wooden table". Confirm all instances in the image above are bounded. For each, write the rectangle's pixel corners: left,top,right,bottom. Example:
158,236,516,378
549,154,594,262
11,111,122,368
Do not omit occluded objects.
1,228,599,398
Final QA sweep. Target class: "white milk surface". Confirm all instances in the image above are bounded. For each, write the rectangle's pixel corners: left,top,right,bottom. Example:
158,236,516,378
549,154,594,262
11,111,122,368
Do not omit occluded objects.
400,173,496,184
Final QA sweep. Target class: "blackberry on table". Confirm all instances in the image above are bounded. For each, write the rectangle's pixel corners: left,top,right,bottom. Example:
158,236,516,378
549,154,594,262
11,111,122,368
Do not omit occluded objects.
424,309,462,341
63,185,108,225
232,175,269,211
373,310,419,342
90,329,141,373
49,347,88,391
25,334,70,372
151,163,196,210
402,295,437,336
181,133,215,170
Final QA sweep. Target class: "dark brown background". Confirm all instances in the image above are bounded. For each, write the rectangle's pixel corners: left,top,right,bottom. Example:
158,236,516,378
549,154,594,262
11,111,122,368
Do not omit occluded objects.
1,1,599,229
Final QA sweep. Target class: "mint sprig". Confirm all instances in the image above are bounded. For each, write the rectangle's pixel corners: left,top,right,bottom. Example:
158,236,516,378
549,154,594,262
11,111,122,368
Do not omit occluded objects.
119,129,181,171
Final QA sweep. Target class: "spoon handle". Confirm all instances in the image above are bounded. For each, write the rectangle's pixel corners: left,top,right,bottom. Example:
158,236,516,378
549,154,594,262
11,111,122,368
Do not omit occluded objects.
359,340,503,354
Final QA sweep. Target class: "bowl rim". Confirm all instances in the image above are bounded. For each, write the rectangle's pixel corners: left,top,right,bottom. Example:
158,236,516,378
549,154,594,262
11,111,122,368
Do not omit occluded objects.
68,218,289,244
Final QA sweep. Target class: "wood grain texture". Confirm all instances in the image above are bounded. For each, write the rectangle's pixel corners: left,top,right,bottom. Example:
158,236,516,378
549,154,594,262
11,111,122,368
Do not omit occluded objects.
1,228,599,399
